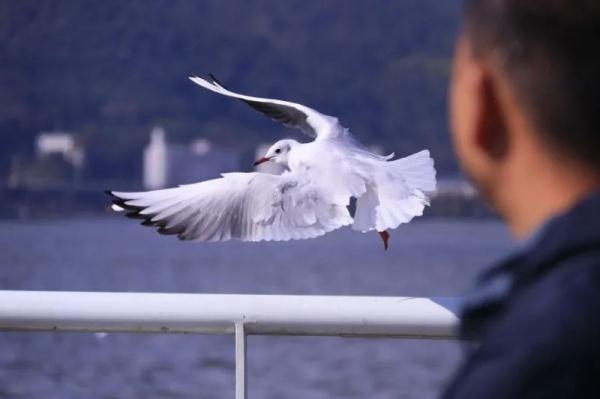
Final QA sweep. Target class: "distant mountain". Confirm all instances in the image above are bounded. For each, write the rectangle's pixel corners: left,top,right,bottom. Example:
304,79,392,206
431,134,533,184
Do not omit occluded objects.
0,0,462,182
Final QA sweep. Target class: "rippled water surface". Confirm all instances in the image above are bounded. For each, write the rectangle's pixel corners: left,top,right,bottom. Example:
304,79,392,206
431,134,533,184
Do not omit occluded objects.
0,217,513,399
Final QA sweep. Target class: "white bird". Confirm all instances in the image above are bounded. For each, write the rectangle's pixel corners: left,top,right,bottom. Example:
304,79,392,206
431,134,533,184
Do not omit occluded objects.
107,75,436,250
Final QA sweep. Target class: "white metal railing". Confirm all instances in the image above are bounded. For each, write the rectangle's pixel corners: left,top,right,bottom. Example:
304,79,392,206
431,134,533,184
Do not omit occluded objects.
0,290,461,398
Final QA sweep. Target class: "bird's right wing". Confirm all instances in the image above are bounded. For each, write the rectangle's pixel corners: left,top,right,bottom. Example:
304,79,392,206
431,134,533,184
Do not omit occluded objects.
189,75,343,140
107,172,353,242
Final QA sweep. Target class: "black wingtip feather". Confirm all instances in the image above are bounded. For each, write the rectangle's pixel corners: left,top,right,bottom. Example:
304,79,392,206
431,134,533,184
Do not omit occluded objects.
104,190,139,212
157,227,180,236
105,189,188,240
114,199,138,212
125,211,147,220
208,73,228,89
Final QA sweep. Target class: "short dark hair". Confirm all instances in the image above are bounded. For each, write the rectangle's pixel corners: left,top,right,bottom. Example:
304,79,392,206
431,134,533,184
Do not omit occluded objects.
463,0,600,168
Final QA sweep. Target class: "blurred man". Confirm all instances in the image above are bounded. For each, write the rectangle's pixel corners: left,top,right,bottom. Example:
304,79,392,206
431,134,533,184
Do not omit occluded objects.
444,1,600,397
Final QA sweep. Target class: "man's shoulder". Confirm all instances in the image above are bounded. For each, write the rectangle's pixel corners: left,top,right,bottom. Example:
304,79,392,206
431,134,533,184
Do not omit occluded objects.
489,249,600,348
444,250,600,399
445,194,600,398
468,191,600,345
462,240,600,341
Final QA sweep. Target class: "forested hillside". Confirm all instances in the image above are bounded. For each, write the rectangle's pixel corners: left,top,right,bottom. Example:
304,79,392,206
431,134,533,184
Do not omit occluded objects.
0,0,462,181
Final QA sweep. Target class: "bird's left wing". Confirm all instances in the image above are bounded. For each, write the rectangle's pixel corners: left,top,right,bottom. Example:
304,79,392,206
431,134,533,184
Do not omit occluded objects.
189,75,342,139
107,172,353,242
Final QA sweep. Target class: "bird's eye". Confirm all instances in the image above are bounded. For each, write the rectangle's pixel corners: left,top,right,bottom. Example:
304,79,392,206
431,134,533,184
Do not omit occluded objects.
275,148,281,154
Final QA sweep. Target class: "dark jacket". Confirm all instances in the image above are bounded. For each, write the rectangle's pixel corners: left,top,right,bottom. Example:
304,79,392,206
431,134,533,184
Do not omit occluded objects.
443,192,600,398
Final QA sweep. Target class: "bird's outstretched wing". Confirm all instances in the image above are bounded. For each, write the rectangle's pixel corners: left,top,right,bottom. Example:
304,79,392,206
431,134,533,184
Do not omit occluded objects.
107,172,353,242
189,75,342,139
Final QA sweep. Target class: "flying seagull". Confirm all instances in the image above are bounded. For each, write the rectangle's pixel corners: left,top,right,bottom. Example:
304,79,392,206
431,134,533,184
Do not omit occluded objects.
107,75,436,250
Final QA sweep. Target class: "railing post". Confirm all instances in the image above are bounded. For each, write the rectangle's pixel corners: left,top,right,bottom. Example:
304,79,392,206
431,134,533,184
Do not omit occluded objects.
235,321,247,399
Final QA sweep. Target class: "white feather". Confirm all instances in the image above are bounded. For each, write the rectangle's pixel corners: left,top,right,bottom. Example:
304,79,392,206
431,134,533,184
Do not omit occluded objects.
189,76,342,140
111,171,353,242
353,150,436,232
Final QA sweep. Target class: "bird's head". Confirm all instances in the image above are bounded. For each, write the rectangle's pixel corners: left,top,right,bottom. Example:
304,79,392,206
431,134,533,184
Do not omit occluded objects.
254,139,299,168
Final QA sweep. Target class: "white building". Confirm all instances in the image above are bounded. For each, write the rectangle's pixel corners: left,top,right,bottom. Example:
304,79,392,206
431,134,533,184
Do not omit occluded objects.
143,127,168,189
143,127,240,189
36,131,85,169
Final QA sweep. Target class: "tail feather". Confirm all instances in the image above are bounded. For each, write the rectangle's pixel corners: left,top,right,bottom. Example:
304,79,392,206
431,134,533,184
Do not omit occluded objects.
388,150,437,193
352,149,436,232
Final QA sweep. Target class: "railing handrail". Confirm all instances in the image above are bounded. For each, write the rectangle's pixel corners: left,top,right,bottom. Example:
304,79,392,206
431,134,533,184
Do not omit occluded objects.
0,290,460,338
0,290,461,398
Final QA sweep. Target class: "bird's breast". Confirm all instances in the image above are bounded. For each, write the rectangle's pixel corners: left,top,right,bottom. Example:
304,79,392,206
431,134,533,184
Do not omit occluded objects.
288,144,321,172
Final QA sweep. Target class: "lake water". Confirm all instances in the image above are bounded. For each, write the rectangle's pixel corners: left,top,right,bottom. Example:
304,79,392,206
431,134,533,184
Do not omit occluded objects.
0,217,513,399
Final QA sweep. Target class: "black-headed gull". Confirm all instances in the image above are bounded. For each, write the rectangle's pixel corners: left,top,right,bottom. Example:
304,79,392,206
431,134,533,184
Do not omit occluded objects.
107,75,436,250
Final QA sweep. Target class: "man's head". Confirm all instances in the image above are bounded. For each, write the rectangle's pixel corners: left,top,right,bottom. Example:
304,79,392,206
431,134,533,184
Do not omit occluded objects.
451,0,600,235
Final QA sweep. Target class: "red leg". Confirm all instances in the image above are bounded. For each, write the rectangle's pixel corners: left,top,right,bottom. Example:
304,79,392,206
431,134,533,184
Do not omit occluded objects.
378,230,390,251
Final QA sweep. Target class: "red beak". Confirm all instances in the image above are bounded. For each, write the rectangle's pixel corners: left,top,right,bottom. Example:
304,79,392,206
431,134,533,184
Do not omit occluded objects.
253,157,271,167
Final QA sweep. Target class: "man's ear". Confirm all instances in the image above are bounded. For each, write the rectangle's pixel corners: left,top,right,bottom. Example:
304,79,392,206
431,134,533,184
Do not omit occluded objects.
476,70,509,161
450,35,512,200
